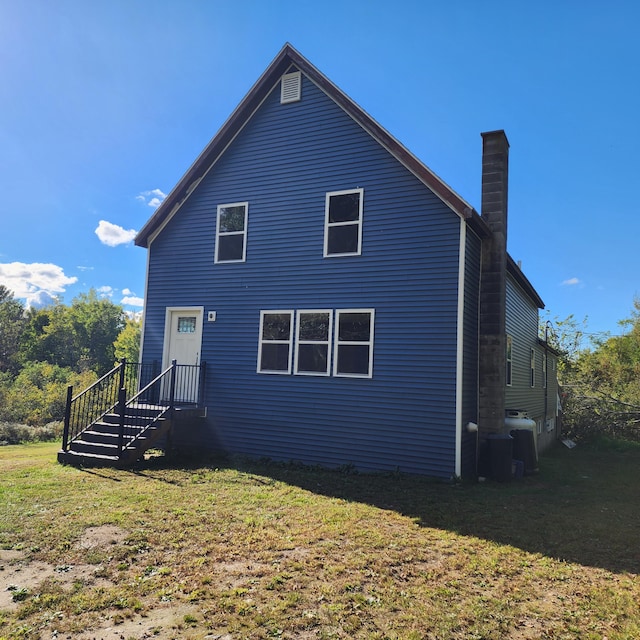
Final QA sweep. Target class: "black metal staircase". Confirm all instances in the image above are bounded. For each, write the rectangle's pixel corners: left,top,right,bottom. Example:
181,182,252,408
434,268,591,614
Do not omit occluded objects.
57,359,205,468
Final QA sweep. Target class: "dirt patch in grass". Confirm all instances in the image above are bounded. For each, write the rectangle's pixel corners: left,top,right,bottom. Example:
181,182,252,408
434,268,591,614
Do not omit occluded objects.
0,548,113,612
0,524,128,612
74,524,129,551
1,526,211,640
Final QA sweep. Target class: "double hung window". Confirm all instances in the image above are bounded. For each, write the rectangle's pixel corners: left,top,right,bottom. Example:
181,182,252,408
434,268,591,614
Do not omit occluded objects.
259,308,374,378
257,311,293,374
215,202,248,263
295,310,332,376
506,335,513,387
530,348,536,387
324,189,363,257
334,310,374,378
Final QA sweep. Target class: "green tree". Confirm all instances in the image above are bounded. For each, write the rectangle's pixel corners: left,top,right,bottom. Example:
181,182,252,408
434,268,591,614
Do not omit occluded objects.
114,318,141,364
68,290,126,374
548,302,640,442
19,290,125,375
540,313,589,380
20,303,77,370
0,285,26,374
0,362,96,425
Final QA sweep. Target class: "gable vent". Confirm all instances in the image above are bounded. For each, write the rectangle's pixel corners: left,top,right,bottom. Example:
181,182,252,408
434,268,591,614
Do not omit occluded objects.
280,71,301,104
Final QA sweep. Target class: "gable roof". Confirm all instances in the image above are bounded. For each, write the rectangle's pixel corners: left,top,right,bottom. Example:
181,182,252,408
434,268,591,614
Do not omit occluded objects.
507,254,545,309
135,43,491,248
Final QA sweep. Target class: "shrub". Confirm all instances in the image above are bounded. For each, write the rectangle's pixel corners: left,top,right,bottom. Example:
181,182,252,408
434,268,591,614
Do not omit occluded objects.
0,421,63,445
0,363,96,426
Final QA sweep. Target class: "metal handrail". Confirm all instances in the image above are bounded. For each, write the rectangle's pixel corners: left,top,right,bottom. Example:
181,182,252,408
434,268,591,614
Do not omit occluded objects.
62,359,206,459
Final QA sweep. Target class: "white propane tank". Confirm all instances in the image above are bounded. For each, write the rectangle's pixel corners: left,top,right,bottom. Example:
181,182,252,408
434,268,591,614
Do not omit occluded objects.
505,409,538,471
504,409,536,432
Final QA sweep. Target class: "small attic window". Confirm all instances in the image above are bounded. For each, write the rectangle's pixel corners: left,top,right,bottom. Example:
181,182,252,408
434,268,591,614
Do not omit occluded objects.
281,71,301,104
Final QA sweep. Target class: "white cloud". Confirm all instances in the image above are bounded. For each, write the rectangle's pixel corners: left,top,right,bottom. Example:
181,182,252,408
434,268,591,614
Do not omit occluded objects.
122,288,132,296
97,286,114,298
0,262,77,308
562,277,581,286
95,220,137,247
121,295,144,307
77,265,94,272
137,188,167,208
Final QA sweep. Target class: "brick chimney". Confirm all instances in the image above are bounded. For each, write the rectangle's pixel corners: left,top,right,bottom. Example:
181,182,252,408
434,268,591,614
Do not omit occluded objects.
478,130,509,435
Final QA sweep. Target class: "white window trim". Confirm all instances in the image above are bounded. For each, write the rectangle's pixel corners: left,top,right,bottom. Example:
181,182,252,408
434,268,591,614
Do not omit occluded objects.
294,309,333,376
506,335,513,387
333,309,375,379
542,352,547,389
257,310,294,375
323,188,364,258
215,201,248,264
530,348,536,388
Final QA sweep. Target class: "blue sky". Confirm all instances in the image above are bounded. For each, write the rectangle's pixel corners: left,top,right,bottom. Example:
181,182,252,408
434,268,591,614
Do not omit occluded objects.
1,0,638,340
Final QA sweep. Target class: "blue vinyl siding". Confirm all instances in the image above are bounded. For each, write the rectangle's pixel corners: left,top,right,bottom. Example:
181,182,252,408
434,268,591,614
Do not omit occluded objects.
461,228,481,478
142,72,463,477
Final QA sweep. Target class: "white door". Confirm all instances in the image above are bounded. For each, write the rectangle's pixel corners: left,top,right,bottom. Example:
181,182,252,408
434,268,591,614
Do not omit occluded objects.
162,307,203,404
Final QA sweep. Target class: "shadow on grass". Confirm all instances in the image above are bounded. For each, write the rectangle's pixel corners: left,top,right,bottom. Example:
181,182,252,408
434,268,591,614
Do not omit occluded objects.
134,442,640,576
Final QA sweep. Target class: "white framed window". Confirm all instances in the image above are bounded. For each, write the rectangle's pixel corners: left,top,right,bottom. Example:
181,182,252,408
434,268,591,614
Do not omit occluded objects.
215,202,248,263
258,311,293,374
294,310,332,376
333,309,375,378
530,348,536,387
324,189,364,257
506,335,513,387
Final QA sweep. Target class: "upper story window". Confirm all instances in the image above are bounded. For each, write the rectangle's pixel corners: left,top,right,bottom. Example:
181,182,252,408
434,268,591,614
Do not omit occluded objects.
324,189,363,257
334,309,374,378
215,202,248,263
530,348,536,387
294,310,332,376
257,311,293,374
506,335,513,387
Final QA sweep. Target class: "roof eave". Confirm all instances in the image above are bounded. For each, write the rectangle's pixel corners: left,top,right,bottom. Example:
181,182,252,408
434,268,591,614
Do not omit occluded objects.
135,43,485,248
507,254,545,309
135,44,296,247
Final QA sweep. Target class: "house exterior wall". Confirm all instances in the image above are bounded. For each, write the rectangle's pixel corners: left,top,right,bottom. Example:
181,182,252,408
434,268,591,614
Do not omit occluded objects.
141,71,466,477
461,227,481,477
537,349,559,452
505,272,558,450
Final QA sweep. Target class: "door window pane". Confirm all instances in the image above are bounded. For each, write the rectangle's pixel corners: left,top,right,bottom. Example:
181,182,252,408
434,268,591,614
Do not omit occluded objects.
177,317,196,333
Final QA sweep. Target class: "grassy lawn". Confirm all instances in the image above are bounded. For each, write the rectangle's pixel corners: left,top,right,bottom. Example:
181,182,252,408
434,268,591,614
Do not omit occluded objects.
0,441,639,639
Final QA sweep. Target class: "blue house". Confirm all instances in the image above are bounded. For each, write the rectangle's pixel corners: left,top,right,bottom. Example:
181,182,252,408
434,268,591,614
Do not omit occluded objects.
126,44,557,479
